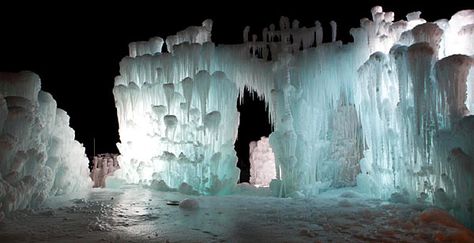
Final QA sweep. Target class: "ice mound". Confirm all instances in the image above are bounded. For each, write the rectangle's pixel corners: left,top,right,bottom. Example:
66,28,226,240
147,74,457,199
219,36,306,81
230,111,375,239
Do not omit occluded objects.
0,71,91,220
179,198,199,210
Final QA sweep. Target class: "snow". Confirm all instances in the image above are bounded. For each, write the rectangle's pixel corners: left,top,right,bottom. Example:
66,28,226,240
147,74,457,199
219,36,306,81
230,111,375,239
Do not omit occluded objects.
0,71,91,221
1,185,473,242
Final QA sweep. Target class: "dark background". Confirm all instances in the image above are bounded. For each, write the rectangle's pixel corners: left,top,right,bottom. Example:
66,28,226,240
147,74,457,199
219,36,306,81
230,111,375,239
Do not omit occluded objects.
0,1,471,180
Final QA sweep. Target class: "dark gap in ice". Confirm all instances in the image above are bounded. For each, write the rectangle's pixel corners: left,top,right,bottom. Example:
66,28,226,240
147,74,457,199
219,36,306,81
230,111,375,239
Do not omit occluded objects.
235,87,272,183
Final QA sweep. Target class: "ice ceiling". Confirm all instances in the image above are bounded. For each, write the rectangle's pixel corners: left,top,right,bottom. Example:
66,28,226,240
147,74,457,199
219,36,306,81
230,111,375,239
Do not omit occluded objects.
112,7,474,226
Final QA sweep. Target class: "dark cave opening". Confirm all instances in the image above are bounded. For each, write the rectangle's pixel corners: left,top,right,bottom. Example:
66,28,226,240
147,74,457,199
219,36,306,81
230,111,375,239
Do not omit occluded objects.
234,87,272,183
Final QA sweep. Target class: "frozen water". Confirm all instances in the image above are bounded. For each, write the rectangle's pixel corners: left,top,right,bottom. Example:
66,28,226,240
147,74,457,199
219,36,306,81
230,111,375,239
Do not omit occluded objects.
1,185,473,242
249,137,276,187
0,71,91,221
90,153,120,188
113,7,474,227
179,198,199,210
165,19,213,53
128,37,164,58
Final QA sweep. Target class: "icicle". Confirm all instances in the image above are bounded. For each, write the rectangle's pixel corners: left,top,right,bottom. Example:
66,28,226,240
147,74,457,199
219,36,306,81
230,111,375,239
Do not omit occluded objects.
315,21,323,46
163,83,175,114
243,26,250,43
195,70,211,124
330,20,337,42
112,9,474,225
181,77,193,121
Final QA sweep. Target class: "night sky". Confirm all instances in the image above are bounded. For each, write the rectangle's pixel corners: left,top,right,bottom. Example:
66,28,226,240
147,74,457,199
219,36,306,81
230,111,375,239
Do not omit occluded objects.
0,1,471,175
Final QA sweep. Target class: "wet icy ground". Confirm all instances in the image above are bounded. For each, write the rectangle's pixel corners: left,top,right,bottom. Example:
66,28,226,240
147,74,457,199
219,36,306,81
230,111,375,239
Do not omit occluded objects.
1,185,473,242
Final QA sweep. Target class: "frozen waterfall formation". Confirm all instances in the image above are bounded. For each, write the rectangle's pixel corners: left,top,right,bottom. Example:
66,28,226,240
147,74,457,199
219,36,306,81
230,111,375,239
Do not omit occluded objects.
113,7,474,226
0,71,91,221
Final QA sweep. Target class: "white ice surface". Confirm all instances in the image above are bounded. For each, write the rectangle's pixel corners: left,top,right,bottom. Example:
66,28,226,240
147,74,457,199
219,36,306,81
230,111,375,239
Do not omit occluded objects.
0,71,91,221
113,7,474,227
249,137,276,187
0,185,473,242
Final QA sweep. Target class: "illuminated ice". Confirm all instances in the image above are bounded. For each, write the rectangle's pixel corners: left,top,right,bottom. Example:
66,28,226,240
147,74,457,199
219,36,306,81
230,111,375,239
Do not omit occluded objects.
249,137,276,187
90,153,120,188
113,7,474,226
0,71,91,220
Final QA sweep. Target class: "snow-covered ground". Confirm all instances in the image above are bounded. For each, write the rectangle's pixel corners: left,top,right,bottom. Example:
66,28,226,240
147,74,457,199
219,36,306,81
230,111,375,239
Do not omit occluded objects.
0,185,473,242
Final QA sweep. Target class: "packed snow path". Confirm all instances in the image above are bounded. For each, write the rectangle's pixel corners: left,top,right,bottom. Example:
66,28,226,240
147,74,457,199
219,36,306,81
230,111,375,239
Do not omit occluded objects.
1,185,473,242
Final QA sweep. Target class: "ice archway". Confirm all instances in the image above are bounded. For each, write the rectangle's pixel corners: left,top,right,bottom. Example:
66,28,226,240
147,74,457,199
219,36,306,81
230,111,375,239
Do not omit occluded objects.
113,7,474,226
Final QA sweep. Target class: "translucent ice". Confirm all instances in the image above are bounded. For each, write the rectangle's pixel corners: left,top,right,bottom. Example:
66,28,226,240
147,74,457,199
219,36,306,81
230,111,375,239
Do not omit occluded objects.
113,6,474,227
249,137,276,187
165,19,213,53
90,153,120,188
0,71,91,219
129,37,164,57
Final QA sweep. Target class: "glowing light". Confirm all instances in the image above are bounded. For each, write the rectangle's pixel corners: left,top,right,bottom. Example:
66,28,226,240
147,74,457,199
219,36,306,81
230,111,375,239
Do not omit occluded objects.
249,137,276,187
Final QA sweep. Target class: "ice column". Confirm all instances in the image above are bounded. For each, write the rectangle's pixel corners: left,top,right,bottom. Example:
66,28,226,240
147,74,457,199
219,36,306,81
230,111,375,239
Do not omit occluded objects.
112,8,474,228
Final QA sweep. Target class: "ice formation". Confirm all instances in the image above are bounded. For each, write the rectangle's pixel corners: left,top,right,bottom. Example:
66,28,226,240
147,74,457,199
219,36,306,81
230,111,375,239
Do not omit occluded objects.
249,137,276,187
0,71,91,220
90,153,120,188
113,8,474,226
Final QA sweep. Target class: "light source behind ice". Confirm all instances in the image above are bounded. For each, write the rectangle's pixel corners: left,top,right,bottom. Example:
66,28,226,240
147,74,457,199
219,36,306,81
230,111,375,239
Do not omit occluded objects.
249,137,276,187
0,71,91,220
113,8,474,227
90,153,120,188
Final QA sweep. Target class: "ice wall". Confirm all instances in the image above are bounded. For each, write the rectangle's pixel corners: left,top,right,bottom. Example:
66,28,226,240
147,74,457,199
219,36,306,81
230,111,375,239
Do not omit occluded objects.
0,71,91,221
113,18,277,195
249,137,276,187
113,7,474,226
351,9,474,228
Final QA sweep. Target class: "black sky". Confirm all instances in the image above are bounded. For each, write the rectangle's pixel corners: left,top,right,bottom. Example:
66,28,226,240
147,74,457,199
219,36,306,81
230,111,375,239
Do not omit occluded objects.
0,1,471,159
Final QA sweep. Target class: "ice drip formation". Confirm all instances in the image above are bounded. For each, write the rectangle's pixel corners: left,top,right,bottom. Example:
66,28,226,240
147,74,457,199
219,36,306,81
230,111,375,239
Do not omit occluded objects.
0,72,91,221
1,6,474,228
112,6,474,226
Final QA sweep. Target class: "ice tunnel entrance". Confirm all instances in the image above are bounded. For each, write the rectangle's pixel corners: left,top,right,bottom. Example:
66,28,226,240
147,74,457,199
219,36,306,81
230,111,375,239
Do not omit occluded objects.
235,87,273,185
